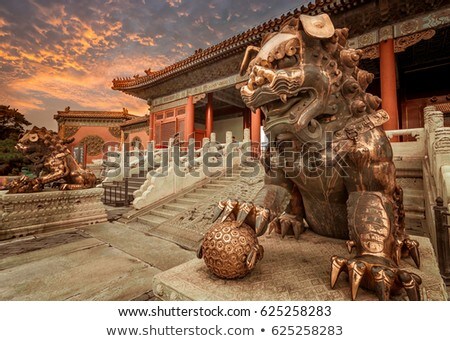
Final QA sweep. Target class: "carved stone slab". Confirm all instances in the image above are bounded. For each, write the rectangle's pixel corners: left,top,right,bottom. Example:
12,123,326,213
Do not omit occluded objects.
0,188,107,240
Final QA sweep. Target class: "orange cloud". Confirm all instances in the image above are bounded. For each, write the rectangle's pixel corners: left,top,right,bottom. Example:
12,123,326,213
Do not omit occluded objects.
127,33,155,46
3,52,171,116
0,17,9,37
167,0,182,8
30,0,68,33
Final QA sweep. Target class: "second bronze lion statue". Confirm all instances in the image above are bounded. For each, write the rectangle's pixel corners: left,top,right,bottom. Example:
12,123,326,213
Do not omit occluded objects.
7,126,96,193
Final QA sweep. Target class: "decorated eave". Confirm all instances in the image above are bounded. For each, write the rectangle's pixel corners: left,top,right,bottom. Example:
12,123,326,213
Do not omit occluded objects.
111,0,365,93
54,107,137,122
119,115,149,128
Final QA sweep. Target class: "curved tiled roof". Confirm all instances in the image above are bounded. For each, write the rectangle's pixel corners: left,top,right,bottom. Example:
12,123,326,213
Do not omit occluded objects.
54,109,138,121
120,115,149,128
112,0,364,91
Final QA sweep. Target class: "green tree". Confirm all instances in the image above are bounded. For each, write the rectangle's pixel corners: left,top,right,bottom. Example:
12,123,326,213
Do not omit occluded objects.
0,105,31,139
0,105,31,175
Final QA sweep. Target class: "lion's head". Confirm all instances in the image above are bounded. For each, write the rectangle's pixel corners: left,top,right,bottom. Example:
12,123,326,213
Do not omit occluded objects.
240,13,381,143
17,126,72,164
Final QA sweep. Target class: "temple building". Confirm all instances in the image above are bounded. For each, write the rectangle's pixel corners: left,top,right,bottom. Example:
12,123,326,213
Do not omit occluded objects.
120,114,150,149
111,0,450,147
54,107,139,166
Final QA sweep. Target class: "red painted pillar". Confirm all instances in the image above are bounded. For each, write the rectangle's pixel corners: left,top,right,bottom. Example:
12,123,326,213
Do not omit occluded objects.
251,108,261,155
205,93,213,138
380,38,399,137
243,108,251,130
185,95,195,142
149,113,155,141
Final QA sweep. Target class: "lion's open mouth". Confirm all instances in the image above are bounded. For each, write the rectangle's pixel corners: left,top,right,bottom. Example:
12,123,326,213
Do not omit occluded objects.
261,89,315,118
241,67,306,109
256,89,317,132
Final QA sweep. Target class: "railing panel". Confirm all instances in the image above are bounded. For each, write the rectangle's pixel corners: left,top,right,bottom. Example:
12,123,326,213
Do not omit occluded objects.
102,178,130,207
433,197,450,284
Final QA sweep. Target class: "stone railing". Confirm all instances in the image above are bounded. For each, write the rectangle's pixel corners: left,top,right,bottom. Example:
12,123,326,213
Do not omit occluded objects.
131,129,251,209
423,106,450,206
96,129,251,209
421,106,450,265
381,109,450,260
99,144,166,184
385,128,426,159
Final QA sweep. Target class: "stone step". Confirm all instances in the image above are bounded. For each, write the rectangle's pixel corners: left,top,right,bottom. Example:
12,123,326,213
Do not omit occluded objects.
221,176,240,180
184,192,208,199
394,159,423,170
404,205,425,214
211,179,237,185
195,187,218,193
203,183,226,189
137,214,167,227
396,169,423,178
403,194,425,207
404,211,426,220
163,202,192,212
126,178,147,184
223,172,242,178
175,197,199,205
402,188,424,197
405,218,429,237
151,208,178,219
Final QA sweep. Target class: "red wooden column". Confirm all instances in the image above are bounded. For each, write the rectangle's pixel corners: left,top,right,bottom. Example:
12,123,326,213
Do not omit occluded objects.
251,108,261,155
380,38,399,136
149,113,155,141
243,108,251,130
205,93,213,138
185,95,195,142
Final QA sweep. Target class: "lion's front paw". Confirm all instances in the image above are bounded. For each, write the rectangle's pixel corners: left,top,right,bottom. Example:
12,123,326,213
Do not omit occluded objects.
330,254,422,301
211,199,271,236
268,212,306,239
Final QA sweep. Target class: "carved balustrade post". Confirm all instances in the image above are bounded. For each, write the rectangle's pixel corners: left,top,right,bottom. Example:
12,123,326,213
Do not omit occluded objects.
434,197,450,284
432,127,450,198
424,105,444,182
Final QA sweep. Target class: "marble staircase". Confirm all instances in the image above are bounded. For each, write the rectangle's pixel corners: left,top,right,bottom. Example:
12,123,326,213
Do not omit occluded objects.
134,176,237,229
395,158,428,237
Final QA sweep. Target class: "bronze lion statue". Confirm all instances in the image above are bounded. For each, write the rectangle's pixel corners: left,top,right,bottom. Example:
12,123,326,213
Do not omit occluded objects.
6,126,96,193
210,13,421,300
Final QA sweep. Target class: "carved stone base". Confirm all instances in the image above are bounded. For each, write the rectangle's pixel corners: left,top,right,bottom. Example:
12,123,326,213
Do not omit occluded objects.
0,188,107,240
153,231,447,301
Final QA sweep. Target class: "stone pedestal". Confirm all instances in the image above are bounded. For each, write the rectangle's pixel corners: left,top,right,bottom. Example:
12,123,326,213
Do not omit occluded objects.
153,231,447,301
0,188,107,240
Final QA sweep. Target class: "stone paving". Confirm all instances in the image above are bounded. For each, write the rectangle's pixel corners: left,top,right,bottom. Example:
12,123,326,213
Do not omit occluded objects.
153,231,448,301
0,179,448,301
0,221,194,301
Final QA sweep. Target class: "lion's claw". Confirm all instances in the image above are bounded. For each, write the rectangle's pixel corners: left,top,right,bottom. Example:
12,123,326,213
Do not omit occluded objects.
212,199,271,236
330,255,421,301
268,212,305,239
221,199,239,222
402,238,420,268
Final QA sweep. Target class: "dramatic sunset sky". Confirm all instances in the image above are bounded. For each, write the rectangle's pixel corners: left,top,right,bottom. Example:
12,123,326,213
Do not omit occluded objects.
0,0,307,130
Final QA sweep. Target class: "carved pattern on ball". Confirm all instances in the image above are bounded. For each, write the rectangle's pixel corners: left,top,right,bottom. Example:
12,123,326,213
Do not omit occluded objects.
201,221,262,279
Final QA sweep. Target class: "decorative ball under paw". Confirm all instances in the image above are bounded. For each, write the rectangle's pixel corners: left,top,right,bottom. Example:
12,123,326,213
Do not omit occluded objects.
197,220,264,279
